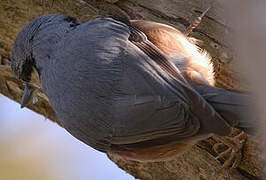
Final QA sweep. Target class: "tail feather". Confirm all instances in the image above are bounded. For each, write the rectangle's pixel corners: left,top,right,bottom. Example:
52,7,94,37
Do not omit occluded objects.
193,84,257,134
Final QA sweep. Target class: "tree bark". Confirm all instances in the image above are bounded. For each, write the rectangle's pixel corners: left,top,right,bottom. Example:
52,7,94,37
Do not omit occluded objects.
0,0,264,179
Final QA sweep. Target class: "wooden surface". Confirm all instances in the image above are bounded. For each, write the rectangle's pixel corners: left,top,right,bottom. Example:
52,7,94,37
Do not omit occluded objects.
0,0,264,179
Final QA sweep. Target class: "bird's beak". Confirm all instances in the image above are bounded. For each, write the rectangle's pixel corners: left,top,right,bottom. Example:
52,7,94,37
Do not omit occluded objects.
21,83,37,108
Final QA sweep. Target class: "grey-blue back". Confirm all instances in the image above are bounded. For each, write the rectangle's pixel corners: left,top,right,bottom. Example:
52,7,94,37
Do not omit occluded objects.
30,16,231,152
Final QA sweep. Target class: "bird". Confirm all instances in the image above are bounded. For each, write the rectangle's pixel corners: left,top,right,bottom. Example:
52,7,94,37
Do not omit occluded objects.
11,13,255,168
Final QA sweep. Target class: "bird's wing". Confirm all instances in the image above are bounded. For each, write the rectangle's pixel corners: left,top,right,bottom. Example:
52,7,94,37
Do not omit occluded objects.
130,20,215,86
107,20,231,151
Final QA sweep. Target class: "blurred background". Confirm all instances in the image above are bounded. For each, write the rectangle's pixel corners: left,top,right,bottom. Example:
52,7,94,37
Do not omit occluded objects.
0,94,134,180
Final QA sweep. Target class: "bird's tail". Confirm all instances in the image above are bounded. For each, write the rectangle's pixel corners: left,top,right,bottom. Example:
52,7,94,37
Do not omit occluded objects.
194,84,257,134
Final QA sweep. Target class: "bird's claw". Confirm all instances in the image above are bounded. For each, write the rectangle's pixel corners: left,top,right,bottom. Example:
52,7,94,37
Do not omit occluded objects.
213,131,247,169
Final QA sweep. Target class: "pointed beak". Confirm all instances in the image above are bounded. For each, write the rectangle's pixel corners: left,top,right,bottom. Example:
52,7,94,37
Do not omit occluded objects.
21,83,37,108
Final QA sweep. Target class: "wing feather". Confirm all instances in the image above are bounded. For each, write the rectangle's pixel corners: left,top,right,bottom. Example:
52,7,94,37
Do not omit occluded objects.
105,20,231,151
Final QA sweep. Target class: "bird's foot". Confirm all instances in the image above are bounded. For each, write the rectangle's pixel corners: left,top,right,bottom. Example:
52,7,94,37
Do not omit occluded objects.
185,6,211,36
213,131,247,169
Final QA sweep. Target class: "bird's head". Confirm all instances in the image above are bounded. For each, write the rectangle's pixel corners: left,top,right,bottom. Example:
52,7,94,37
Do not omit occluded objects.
11,14,80,108
11,15,56,81
11,14,80,81
11,27,38,109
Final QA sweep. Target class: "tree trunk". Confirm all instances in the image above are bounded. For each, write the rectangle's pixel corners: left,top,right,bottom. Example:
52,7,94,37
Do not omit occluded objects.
0,0,264,179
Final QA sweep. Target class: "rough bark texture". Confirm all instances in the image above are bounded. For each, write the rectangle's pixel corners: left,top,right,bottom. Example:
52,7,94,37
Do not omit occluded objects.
0,0,264,179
